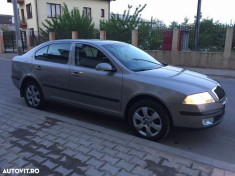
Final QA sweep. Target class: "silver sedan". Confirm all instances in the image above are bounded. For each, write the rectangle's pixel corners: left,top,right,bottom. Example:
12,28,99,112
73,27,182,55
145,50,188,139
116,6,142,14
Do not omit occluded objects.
11,40,227,141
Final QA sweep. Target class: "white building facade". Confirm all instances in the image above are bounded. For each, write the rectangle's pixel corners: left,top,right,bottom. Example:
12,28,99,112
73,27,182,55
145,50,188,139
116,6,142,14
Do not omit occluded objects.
13,0,112,31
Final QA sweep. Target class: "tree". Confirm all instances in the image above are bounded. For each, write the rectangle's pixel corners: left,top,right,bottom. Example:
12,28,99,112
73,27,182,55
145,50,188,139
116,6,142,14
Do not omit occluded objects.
181,17,189,27
100,4,147,43
169,21,179,29
198,18,226,51
41,3,96,39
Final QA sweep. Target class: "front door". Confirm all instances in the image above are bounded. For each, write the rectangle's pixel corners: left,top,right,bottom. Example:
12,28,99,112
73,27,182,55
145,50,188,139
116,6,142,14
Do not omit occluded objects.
69,43,122,115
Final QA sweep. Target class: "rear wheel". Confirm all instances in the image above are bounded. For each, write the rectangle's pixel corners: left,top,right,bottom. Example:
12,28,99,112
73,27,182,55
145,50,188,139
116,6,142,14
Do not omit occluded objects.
24,81,45,109
128,100,170,141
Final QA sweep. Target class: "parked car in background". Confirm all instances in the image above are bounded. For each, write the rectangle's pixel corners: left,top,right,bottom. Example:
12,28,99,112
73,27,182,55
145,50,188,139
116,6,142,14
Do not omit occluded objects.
11,40,227,140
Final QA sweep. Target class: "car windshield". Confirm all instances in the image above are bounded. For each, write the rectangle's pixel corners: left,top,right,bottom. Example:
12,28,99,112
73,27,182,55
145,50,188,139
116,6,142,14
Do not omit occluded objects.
103,43,163,71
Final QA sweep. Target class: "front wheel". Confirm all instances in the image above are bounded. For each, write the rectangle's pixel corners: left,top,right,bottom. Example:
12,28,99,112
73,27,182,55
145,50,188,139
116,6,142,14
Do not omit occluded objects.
24,81,45,109
128,100,171,141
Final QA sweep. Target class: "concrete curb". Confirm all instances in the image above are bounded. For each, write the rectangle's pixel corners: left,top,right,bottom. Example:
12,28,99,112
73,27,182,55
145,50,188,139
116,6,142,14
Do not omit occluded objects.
1,100,234,173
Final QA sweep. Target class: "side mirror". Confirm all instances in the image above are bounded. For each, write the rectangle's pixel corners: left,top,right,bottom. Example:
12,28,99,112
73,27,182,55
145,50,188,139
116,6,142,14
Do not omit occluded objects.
96,63,116,72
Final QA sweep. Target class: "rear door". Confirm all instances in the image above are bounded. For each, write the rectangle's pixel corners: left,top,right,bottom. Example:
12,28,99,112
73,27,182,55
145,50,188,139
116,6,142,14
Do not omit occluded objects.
32,42,71,101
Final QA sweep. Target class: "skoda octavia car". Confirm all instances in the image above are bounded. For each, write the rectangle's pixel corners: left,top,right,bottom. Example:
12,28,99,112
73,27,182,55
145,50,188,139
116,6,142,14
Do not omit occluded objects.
11,40,227,140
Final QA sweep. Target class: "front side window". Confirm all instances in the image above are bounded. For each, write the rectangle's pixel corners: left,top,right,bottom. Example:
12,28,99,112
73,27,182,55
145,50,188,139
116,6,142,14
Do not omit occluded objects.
35,43,71,64
83,7,91,19
47,3,61,18
103,43,163,71
75,44,111,68
26,3,32,19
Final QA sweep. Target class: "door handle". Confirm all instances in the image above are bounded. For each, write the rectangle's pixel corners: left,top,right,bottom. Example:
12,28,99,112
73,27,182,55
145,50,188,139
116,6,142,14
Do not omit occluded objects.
70,71,79,77
35,66,41,70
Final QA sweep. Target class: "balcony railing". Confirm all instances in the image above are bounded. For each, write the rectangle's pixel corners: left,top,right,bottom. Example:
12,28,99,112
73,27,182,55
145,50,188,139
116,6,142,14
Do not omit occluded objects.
7,0,24,4
20,16,27,28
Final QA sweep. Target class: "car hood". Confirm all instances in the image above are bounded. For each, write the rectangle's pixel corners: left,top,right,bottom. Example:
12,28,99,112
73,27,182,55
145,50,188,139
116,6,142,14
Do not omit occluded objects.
135,65,218,93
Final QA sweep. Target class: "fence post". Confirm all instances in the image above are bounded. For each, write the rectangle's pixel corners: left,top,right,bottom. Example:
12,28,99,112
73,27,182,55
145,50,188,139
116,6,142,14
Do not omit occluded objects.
49,32,55,41
172,27,180,52
224,27,234,59
0,31,4,53
26,30,32,50
132,30,138,47
100,31,106,40
72,31,78,39
171,27,180,51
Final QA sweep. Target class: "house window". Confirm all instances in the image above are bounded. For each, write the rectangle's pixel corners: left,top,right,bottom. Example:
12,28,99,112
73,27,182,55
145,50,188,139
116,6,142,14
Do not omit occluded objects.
101,9,105,18
26,3,32,19
83,7,91,19
47,3,61,18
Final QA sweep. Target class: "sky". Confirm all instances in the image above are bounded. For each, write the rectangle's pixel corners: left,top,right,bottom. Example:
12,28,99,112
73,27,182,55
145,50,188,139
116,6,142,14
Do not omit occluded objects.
0,0,234,25
110,0,235,25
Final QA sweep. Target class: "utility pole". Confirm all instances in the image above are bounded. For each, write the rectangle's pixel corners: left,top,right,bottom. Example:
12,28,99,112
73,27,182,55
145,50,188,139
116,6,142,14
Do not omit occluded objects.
194,0,202,51
13,0,23,55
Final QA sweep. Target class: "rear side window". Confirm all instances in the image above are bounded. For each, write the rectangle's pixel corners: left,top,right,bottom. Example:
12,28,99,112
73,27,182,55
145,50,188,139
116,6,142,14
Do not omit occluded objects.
35,43,71,64
35,46,48,61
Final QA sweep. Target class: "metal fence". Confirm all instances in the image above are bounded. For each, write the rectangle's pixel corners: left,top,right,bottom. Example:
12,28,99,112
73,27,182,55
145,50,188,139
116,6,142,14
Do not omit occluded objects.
187,24,227,52
137,24,228,52
139,27,169,50
55,31,72,40
3,31,16,53
106,30,132,44
31,31,49,46
54,30,99,40
76,30,100,39
3,31,27,53
102,21,228,52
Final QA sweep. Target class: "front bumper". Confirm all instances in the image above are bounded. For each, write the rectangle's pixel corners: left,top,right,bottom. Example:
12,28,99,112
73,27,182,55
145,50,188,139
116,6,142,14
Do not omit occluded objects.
174,97,227,128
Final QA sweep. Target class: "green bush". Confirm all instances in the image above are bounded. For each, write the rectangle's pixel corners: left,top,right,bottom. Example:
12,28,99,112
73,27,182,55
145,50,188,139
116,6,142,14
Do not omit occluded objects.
41,3,96,39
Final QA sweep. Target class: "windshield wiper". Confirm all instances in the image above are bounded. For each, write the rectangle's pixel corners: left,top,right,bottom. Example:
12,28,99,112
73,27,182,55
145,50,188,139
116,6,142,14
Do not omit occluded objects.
133,58,162,65
132,68,159,72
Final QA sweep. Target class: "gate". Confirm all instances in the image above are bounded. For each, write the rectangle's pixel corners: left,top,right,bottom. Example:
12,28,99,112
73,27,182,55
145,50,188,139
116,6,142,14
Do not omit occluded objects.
21,30,27,53
3,31,16,53
3,31,27,53
162,31,173,51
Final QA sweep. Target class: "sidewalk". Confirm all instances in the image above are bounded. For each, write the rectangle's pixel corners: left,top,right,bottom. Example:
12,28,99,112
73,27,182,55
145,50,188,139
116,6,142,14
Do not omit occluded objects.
0,53,17,60
0,100,234,176
185,67,235,79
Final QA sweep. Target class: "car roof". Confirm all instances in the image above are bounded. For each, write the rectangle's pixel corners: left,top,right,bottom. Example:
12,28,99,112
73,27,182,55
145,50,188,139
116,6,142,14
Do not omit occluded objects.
43,39,124,46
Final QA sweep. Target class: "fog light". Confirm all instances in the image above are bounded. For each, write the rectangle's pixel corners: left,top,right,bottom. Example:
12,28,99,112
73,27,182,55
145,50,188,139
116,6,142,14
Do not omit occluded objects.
202,118,214,126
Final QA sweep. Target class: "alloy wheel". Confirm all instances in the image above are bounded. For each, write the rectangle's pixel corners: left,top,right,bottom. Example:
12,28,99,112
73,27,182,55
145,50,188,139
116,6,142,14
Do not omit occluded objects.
133,107,162,137
26,85,41,107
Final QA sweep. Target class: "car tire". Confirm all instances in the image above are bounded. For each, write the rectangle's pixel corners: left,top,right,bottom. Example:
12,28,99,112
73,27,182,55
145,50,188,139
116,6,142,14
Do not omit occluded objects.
24,81,46,109
128,100,171,141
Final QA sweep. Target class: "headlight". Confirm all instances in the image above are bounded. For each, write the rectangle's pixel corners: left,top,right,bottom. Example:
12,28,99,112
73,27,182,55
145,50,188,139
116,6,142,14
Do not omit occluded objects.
183,92,215,105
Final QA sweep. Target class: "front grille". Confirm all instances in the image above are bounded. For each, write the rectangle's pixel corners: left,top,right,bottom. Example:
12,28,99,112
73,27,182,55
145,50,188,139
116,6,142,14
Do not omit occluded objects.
213,85,225,100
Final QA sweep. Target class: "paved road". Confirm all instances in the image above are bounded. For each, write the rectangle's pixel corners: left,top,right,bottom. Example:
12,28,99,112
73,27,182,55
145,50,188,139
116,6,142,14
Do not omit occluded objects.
1,58,235,165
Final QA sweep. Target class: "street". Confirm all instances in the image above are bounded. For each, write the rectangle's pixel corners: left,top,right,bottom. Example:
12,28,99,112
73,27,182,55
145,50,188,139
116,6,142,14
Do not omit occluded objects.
1,57,235,165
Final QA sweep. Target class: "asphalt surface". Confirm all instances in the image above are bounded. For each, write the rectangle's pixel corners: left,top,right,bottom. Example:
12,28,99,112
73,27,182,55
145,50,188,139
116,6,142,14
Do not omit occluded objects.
1,58,235,165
